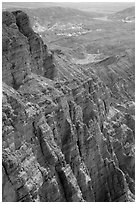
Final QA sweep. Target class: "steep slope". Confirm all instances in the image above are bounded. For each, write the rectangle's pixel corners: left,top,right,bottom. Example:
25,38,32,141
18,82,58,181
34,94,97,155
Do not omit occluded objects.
86,51,135,102
2,10,135,202
109,6,135,21
2,10,56,89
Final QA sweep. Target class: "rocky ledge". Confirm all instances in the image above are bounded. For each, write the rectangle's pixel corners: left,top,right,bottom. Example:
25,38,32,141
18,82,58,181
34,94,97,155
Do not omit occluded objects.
2,11,135,202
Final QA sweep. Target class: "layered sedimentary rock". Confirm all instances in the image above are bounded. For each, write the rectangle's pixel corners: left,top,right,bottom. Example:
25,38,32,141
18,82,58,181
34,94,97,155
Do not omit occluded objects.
2,11,135,202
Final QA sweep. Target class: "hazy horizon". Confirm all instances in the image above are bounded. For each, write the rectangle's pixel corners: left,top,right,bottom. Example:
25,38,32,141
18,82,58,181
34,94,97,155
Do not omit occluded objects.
2,2,135,14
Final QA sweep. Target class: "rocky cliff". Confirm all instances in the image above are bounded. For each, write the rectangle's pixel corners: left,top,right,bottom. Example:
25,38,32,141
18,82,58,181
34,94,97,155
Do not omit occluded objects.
2,11,56,89
2,11,135,202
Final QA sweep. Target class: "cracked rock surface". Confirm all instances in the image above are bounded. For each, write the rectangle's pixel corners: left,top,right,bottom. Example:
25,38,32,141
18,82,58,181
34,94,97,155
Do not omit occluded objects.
2,11,135,202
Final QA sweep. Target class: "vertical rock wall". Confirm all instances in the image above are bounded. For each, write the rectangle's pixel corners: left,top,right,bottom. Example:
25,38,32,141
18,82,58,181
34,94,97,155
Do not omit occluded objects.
2,11,56,89
2,10,135,202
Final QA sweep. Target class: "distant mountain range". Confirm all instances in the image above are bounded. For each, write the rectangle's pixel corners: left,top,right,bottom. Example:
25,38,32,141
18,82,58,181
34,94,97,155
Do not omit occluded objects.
21,6,105,20
2,2,135,14
2,5,105,25
109,6,135,21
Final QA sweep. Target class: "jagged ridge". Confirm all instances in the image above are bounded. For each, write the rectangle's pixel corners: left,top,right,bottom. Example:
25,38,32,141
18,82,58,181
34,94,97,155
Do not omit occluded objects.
2,10,135,202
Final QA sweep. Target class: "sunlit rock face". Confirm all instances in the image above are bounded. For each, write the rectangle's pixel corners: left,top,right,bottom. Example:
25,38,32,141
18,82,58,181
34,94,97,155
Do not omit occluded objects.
2,10,135,202
2,11,56,89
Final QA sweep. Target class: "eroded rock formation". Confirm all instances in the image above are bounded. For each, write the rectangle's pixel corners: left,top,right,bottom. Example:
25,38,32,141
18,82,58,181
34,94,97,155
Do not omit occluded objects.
2,11,56,89
2,11,135,202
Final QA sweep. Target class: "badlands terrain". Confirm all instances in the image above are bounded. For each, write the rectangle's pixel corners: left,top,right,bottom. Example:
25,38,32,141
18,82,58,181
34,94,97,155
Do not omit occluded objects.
2,3,135,202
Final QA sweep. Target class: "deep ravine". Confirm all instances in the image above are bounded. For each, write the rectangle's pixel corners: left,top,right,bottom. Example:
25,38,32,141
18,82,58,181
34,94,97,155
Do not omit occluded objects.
2,10,135,202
